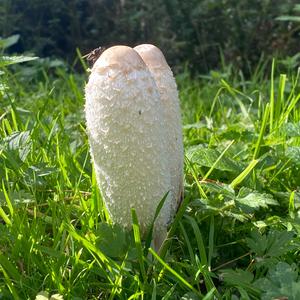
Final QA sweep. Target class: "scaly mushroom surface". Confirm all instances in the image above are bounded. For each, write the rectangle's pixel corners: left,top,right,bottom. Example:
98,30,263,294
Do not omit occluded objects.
134,44,184,216
85,46,172,246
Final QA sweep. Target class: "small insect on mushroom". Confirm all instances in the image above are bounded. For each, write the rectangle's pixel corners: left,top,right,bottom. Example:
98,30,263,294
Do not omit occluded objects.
85,45,172,251
83,46,106,67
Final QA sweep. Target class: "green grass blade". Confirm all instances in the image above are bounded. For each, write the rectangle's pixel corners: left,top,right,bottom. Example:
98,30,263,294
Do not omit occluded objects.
131,208,147,282
253,103,270,159
185,215,207,266
151,279,157,300
0,265,20,300
203,140,234,180
2,181,14,217
144,191,169,256
184,216,218,295
203,288,216,300
179,221,196,265
159,193,190,259
0,206,11,226
230,159,259,189
275,74,286,124
149,248,202,297
161,284,177,300
208,216,214,270
269,59,275,132
185,156,207,199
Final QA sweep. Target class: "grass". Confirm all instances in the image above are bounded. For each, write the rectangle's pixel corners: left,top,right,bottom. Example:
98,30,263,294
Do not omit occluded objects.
0,54,300,299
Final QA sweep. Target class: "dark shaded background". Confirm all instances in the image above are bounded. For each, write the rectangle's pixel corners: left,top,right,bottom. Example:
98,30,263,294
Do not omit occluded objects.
1,0,300,74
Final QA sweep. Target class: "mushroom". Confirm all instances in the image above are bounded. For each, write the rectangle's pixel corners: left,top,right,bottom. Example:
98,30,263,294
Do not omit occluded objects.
134,44,184,218
85,45,173,249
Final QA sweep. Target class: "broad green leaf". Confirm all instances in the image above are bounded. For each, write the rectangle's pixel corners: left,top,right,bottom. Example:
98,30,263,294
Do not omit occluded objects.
286,146,300,165
28,163,57,177
2,131,32,162
246,230,295,261
274,191,300,209
0,35,20,49
255,262,300,300
186,145,242,173
200,180,235,197
235,187,278,213
1,131,32,171
220,269,259,296
0,190,34,206
221,269,254,285
276,15,300,22
0,55,38,68
282,122,300,137
95,223,129,258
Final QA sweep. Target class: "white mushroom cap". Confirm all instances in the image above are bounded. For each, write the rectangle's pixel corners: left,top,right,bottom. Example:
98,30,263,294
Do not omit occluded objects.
134,44,168,69
85,45,172,239
92,45,146,73
134,44,184,218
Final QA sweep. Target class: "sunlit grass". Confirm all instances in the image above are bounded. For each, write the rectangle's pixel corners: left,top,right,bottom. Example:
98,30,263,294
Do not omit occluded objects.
0,58,300,299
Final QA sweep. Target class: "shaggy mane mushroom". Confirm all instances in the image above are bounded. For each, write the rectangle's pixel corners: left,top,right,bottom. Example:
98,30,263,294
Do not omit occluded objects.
85,45,175,250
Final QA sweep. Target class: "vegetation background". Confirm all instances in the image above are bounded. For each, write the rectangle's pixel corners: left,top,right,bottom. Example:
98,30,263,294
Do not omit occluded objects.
1,0,300,299
1,0,300,73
